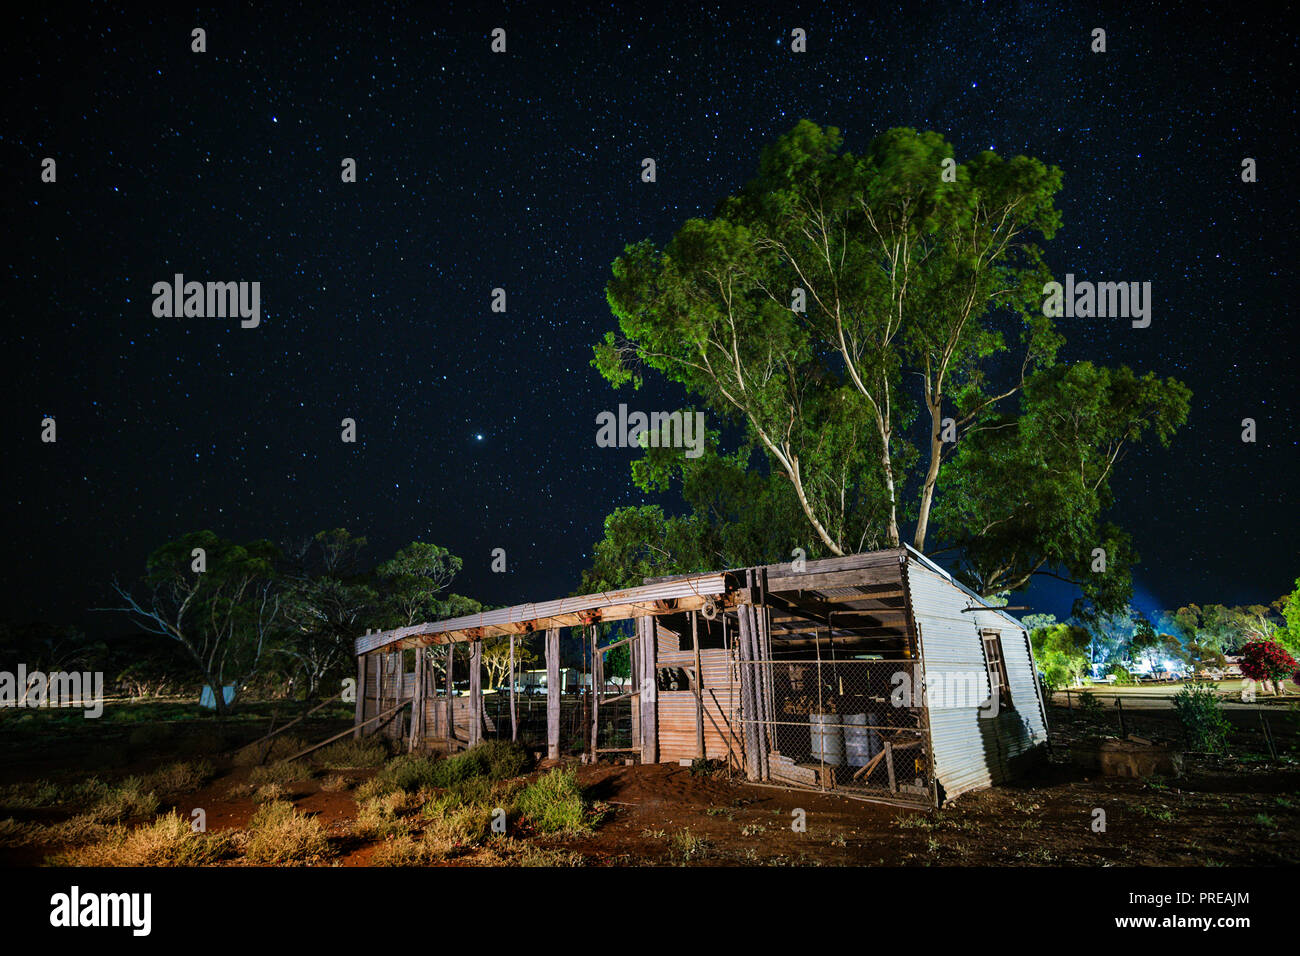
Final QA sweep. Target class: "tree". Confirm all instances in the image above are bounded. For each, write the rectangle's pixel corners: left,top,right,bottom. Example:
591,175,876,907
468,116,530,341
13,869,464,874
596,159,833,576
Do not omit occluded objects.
481,634,537,691
595,120,1189,609
376,543,463,627
104,531,282,714
936,363,1189,607
1030,622,1092,690
280,529,377,698
1280,578,1300,656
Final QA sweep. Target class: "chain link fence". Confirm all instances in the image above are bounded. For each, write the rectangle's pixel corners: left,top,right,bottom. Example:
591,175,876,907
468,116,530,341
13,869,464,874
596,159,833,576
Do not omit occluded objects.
736,658,933,804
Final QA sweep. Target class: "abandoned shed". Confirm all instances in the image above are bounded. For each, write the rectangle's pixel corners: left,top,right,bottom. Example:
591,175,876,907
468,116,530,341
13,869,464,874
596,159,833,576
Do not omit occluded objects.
352,547,1049,806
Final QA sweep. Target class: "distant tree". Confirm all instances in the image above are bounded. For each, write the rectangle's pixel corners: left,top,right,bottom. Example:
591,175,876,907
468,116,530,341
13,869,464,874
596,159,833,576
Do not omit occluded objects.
481,634,537,691
104,531,282,714
280,529,378,698
1030,622,1092,690
376,543,463,627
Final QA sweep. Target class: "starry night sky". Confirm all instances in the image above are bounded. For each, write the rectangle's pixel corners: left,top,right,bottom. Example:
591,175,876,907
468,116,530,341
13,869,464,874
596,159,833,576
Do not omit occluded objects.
1,1,1295,638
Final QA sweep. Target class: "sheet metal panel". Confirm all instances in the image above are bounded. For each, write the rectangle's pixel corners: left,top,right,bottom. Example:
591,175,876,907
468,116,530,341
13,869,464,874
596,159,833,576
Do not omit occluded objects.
355,573,728,655
908,562,1047,802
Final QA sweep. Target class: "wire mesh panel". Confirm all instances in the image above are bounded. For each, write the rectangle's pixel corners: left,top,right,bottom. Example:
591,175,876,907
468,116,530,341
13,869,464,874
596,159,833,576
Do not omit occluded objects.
736,658,934,805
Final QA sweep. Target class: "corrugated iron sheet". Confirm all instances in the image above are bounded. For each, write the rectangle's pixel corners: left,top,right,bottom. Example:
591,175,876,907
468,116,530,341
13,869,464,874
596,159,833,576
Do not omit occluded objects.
355,573,728,655
908,562,1048,802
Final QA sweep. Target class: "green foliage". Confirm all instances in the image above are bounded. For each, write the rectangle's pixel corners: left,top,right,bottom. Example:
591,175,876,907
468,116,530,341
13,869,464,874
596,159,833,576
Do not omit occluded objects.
374,741,531,795
515,768,590,834
1076,690,1105,720
375,542,463,627
1172,681,1231,753
1108,663,1135,685
593,120,1190,607
1031,622,1093,690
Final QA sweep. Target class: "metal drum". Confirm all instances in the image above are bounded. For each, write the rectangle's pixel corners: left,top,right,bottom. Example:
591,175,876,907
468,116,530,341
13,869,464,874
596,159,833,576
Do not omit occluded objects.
843,712,882,767
810,713,844,766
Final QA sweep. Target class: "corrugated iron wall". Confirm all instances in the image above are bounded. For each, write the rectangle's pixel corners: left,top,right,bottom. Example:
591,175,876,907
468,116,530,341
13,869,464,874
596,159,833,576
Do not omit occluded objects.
654,622,740,763
908,562,1048,802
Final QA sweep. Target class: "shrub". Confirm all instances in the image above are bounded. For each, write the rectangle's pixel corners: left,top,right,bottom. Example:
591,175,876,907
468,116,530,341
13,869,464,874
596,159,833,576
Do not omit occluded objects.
249,761,312,787
1173,680,1231,753
143,760,216,795
319,774,352,793
0,779,63,810
1076,690,1105,720
244,801,331,864
370,830,454,866
669,827,709,862
88,778,161,823
314,738,389,769
353,792,416,840
253,783,288,803
373,741,531,795
46,813,237,866
233,736,309,766
1108,664,1135,686
515,769,589,834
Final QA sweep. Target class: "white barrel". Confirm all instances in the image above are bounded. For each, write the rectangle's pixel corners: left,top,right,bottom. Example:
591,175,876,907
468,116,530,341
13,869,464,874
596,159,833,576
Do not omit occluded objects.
843,713,881,767
810,713,844,766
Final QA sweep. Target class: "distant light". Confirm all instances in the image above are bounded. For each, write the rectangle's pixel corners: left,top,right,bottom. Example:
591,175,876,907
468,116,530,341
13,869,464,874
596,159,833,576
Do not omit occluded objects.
475,433,483,441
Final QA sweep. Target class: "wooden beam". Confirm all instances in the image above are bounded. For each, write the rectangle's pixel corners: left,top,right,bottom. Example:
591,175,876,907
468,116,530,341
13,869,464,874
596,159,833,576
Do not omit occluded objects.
509,633,518,743
691,611,705,759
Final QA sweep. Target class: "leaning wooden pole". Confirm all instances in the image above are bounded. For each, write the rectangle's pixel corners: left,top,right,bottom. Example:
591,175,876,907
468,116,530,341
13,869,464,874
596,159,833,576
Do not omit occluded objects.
691,610,705,760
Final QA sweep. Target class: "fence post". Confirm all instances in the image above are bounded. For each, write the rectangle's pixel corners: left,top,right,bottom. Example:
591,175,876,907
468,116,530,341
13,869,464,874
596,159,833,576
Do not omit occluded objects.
1116,696,1126,737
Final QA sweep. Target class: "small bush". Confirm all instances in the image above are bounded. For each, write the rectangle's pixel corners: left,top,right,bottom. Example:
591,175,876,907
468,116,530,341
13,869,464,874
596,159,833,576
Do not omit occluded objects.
320,774,352,793
370,830,456,866
314,738,389,769
1173,680,1231,753
233,735,309,767
143,760,216,795
515,769,589,834
46,813,237,866
1076,690,1105,720
244,801,331,865
249,761,312,787
669,827,709,862
88,778,161,823
0,779,63,810
1109,664,1135,686
253,783,288,803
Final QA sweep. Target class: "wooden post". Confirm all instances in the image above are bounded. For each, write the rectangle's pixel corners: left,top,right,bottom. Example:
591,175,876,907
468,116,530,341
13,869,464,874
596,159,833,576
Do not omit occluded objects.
509,634,518,742
691,611,705,760
408,648,425,752
468,640,483,748
737,605,761,780
629,622,641,754
590,626,600,759
445,642,456,750
546,627,561,760
639,616,658,764
353,649,367,740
